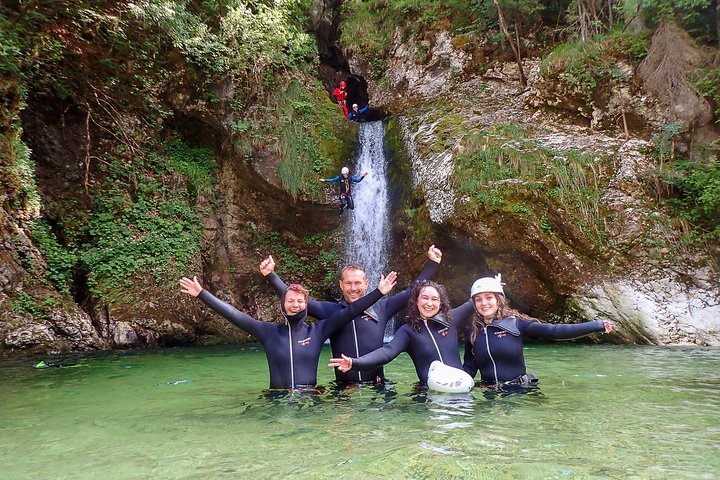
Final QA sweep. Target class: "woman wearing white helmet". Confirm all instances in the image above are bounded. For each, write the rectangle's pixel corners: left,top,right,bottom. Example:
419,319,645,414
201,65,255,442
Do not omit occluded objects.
329,280,475,391
319,167,368,218
464,274,613,388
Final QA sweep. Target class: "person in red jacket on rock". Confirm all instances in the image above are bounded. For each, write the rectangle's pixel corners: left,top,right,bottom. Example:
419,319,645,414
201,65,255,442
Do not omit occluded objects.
332,80,348,117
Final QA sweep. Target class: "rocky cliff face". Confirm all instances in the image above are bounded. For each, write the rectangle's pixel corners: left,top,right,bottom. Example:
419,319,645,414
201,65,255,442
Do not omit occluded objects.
348,26,720,345
0,2,351,355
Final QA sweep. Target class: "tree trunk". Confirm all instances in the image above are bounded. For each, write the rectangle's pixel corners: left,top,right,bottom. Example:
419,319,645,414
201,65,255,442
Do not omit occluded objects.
493,0,527,86
622,0,647,35
712,0,719,48
577,0,604,41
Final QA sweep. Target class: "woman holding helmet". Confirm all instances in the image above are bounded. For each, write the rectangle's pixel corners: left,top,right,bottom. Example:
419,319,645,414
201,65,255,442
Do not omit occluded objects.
328,280,475,389
464,274,613,388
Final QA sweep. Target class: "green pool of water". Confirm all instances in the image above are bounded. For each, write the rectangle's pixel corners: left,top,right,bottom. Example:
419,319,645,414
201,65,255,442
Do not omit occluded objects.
1,344,718,479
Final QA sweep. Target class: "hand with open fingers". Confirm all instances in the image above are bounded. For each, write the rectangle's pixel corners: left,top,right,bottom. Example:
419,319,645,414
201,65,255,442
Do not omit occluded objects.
378,271,398,294
362,171,368,177
259,255,275,276
179,276,202,297
427,244,442,263
603,320,614,333
319,178,325,182
328,354,353,372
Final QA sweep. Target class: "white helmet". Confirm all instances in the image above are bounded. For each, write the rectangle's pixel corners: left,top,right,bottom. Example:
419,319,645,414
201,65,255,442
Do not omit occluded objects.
341,167,349,174
427,361,474,393
470,274,504,299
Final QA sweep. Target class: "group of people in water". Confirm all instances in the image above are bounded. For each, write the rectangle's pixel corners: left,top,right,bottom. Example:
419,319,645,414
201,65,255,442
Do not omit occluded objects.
179,245,612,393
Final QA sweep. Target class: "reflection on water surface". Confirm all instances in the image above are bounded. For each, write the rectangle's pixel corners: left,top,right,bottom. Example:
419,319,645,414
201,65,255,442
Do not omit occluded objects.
1,344,718,479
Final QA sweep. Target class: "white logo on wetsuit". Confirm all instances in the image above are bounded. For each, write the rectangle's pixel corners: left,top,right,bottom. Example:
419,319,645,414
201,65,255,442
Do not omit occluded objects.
297,337,311,346
437,327,449,337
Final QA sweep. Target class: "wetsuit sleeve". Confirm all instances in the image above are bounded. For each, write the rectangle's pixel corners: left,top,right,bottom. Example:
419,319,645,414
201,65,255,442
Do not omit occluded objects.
462,340,478,377
521,319,605,340
351,175,364,183
323,176,341,183
264,272,288,298
359,104,369,113
351,327,412,372
450,300,475,330
197,289,268,339
383,260,439,316
318,288,384,338
307,300,340,321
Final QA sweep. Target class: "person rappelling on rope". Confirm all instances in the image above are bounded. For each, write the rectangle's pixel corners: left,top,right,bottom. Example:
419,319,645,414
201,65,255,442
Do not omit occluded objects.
333,80,349,118
319,166,368,218
347,102,369,122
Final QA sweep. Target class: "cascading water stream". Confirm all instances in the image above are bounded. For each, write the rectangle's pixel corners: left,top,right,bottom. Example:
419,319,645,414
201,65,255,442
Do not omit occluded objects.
343,121,393,337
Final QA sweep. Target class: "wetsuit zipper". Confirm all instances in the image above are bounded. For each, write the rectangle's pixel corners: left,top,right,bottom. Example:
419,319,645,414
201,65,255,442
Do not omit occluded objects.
351,319,363,382
287,323,295,388
484,324,499,387
423,320,444,364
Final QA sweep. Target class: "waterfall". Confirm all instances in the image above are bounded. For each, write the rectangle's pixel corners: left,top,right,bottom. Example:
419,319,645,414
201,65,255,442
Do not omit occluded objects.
345,120,390,292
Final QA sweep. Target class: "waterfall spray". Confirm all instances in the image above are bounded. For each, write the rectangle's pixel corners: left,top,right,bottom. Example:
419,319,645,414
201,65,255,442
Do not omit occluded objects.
345,121,390,290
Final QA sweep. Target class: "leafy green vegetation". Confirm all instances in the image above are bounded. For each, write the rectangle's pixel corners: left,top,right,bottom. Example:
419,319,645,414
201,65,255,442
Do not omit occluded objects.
661,157,720,242
273,81,351,200
250,228,341,296
454,123,612,244
60,139,215,297
540,29,650,106
10,291,60,321
691,65,720,119
27,220,77,293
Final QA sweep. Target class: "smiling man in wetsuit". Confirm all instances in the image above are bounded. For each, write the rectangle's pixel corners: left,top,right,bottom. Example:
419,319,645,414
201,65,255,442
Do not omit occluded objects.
260,245,443,386
179,268,397,390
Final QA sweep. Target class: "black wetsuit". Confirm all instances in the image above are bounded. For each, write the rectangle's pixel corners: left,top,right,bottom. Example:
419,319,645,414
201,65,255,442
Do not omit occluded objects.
463,316,606,386
322,174,364,216
265,260,439,384
197,287,385,389
350,302,475,385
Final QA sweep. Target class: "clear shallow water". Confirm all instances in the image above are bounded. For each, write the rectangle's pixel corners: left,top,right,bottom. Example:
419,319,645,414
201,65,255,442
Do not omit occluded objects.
1,344,718,480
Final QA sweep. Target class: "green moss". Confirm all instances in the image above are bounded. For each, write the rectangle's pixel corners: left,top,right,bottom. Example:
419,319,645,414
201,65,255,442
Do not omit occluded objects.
27,220,77,293
453,123,613,245
541,29,650,107
273,80,354,200
57,138,215,298
10,291,62,322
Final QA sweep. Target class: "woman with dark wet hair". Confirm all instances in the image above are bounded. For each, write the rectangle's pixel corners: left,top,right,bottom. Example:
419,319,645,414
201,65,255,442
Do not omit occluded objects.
329,280,473,385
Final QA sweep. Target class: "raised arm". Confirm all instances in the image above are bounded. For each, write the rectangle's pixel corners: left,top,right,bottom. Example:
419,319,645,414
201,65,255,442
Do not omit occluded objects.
521,318,611,340
351,172,368,183
179,276,268,339
259,256,288,297
384,245,441,315
450,300,475,330
261,255,337,319
329,327,411,372
307,300,342,320
318,272,398,338
320,175,341,183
